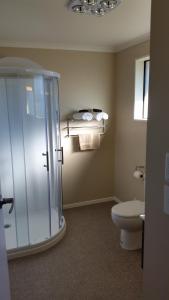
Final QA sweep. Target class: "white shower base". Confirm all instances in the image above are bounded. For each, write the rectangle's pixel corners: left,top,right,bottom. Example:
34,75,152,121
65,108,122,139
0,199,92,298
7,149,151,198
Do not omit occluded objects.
4,208,61,250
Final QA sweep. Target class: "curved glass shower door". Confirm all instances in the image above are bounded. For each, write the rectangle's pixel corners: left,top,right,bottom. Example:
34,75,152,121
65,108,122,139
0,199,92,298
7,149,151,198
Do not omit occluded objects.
45,78,63,236
0,71,62,251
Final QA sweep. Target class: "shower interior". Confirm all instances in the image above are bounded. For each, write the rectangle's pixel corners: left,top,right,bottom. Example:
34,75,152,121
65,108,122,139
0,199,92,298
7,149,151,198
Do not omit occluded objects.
0,58,64,253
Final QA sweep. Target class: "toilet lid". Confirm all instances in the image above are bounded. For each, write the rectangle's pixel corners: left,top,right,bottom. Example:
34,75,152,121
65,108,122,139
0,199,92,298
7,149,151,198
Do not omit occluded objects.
111,200,145,218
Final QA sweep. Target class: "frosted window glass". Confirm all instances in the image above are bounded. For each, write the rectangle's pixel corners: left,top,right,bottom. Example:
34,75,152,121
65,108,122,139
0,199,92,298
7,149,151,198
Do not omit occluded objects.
134,58,150,120
143,60,150,119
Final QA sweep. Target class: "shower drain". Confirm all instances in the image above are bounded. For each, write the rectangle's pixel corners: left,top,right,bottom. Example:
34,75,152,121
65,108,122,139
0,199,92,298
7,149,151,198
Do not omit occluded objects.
4,224,11,229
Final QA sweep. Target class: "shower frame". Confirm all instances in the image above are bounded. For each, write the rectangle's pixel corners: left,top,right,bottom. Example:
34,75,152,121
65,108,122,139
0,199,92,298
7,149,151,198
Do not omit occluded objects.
0,59,66,260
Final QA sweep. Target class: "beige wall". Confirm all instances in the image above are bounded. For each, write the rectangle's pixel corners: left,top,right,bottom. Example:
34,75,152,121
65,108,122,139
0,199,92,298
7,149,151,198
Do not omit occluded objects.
0,47,115,204
0,43,151,206
144,1,169,298
114,41,150,202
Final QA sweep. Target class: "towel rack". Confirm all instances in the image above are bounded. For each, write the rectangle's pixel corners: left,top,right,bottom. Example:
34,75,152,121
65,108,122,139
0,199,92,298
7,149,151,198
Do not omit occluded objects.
65,119,105,137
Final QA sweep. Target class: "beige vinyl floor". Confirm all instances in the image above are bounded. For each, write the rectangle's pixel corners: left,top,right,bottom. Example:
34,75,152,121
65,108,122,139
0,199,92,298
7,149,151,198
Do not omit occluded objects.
9,202,143,300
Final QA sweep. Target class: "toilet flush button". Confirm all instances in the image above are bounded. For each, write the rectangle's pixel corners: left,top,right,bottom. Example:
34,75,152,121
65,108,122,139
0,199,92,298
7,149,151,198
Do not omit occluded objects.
164,185,169,215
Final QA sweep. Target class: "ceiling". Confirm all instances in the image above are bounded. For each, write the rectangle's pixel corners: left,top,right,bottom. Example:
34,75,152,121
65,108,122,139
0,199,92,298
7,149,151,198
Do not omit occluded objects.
0,0,151,52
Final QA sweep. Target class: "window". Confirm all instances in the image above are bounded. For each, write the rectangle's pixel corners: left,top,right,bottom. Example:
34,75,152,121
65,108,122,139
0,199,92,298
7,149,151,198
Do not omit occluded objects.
134,57,150,120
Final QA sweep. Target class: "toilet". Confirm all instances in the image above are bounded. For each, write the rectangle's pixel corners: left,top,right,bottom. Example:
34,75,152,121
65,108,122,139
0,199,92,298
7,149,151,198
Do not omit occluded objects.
111,200,145,250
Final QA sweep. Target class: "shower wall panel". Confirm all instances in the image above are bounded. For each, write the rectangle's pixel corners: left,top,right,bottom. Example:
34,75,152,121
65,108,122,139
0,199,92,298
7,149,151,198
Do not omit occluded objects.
0,70,62,251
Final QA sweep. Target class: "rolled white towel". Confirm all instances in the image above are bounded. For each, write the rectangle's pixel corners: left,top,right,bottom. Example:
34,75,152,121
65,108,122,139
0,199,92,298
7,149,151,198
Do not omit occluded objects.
93,112,108,121
73,112,93,121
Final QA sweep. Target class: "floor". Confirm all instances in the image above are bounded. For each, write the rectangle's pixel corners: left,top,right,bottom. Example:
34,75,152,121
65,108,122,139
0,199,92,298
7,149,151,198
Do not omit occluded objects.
9,202,143,300
5,208,59,250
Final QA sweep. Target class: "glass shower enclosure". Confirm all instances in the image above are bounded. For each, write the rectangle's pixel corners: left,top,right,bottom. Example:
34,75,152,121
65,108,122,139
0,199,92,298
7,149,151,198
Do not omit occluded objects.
0,58,65,256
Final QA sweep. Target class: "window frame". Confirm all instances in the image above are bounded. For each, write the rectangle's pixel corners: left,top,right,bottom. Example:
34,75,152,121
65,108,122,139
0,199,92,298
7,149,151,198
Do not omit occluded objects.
134,56,150,121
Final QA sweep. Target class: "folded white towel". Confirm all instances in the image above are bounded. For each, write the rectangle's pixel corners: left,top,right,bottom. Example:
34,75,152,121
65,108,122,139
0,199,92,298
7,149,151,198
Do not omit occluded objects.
73,112,93,121
93,112,108,121
79,133,100,151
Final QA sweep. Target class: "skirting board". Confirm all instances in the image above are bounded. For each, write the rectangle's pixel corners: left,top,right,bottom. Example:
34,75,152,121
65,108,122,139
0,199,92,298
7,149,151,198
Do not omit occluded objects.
63,196,121,210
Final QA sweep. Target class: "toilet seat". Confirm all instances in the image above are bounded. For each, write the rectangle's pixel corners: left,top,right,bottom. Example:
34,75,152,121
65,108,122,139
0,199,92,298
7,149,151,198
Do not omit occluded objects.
111,200,145,218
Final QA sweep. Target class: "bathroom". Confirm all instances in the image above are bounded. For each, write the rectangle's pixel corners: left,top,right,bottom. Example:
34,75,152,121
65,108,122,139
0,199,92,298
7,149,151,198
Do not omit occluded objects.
0,1,151,300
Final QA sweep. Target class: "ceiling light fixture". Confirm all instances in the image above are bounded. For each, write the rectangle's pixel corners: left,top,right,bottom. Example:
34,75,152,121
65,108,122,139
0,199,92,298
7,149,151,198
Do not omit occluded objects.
67,0,123,16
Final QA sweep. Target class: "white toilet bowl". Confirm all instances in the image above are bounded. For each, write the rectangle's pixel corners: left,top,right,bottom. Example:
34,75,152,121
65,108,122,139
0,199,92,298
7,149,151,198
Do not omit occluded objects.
111,200,145,250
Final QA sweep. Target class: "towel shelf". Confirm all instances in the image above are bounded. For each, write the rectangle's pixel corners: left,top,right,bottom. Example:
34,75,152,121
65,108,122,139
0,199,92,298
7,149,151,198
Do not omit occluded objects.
65,119,105,137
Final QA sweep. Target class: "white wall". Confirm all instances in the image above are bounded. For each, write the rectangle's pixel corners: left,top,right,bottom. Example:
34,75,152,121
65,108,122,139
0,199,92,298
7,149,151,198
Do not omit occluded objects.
114,41,150,202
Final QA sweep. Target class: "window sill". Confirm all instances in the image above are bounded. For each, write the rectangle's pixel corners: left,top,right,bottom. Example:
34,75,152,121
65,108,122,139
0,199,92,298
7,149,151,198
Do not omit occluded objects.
134,118,147,122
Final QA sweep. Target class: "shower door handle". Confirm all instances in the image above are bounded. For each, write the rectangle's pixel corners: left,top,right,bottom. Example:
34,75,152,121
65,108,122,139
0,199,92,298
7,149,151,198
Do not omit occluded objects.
42,151,49,171
57,147,64,165
0,196,14,214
